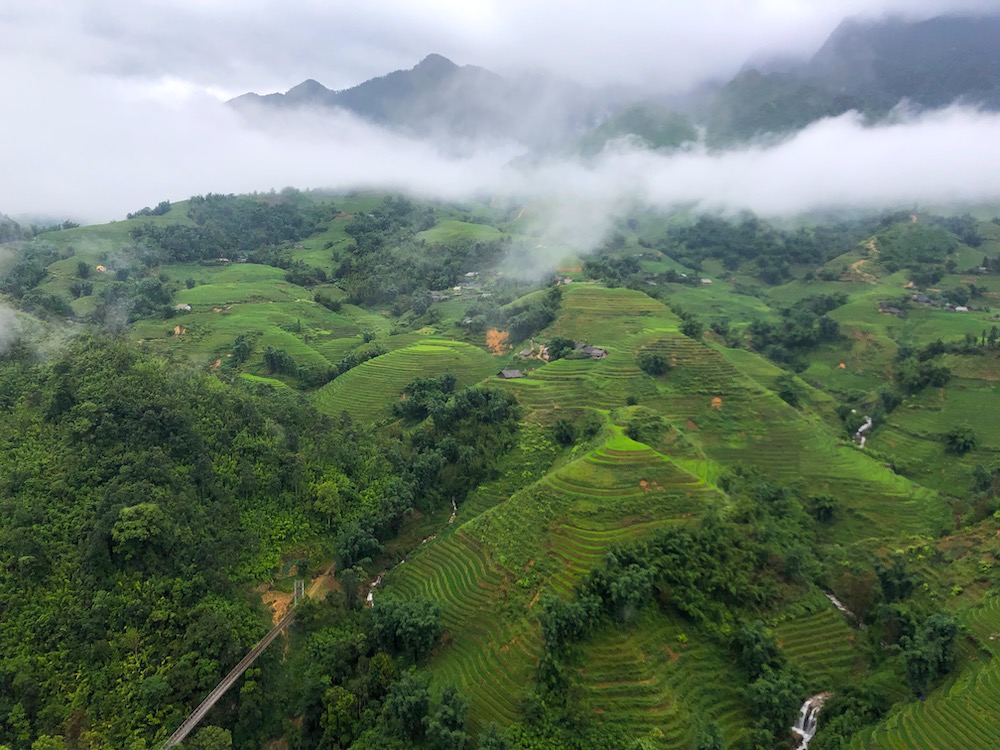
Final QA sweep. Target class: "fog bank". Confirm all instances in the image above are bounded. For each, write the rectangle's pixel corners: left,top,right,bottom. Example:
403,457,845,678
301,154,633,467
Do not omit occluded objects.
2,49,1000,259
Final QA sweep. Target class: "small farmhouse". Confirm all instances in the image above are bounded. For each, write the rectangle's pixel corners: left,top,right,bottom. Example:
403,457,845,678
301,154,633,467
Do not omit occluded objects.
579,345,608,359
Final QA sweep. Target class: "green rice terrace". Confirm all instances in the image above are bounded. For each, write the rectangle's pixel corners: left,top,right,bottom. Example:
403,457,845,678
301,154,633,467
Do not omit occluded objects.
3,192,1000,749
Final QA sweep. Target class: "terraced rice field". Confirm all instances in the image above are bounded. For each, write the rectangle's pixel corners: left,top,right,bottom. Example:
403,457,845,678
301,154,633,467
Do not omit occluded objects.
496,357,623,410
686,389,950,540
644,335,750,396
468,430,720,576
415,219,504,244
962,592,1000,655
543,284,679,345
496,353,665,413
774,607,863,689
311,339,499,422
889,388,1000,451
384,532,540,727
851,593,1000,750
134,298,356,367
542,439,717,593
404,431,723,729
855,659,1000,750
578,612,752,748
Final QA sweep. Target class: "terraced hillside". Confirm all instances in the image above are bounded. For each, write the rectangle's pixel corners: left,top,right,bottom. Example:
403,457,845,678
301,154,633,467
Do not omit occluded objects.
542,283,679,344
846,593,1000,749
311,339,500,422
540,433,719,594
576,612,752,748
774,606,863,689
383,531,542,727
133,265,361,366
870,378,1000,493
383,424,724,733
467,428,720,574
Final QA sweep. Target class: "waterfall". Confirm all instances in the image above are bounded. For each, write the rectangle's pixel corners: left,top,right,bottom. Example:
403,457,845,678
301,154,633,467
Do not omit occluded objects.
825,593,860,625
365,572,384,606
853,415,873,448
791,693,830,749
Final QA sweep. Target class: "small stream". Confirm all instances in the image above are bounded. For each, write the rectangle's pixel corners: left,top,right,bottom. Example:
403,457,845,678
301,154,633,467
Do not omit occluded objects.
365,501,458,606
792,693,830,749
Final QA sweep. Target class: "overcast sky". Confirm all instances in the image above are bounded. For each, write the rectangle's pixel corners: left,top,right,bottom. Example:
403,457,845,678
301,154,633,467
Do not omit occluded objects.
2,0,1000,224
4,0,1000,96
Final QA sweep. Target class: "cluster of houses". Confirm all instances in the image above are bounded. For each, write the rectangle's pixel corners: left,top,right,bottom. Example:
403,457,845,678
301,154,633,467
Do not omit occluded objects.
431,272,490,302
879,294,973,316
499,341,609,379
517,340,608,362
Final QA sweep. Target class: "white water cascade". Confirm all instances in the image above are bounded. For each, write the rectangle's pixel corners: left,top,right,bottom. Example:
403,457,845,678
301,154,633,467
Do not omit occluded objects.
825,593,860,626
792,693,830,749
853,415,873,448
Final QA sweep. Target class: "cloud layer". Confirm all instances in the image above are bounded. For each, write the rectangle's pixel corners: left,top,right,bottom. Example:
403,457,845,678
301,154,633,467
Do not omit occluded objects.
5,0,1000,94
2,1,1000,231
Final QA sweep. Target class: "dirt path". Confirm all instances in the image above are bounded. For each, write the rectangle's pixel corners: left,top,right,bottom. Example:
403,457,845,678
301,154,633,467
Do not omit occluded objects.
847,238,880,283
307,563,335,598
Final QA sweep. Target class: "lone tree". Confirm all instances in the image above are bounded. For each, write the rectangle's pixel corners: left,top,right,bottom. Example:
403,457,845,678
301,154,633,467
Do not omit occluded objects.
638,351,670,377
945,424,977,454
774,373,804,407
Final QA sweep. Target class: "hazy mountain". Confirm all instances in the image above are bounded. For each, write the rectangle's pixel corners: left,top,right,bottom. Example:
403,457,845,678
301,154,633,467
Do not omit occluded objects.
232,14,1000,151
698,69,864,145
809,14,1000,109
231,53,619,148
576,102,698,156
703,13,1000,143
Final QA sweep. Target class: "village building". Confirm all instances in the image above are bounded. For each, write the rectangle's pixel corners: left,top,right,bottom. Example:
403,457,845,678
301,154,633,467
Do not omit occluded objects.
576,345,608,359
498,369,524,379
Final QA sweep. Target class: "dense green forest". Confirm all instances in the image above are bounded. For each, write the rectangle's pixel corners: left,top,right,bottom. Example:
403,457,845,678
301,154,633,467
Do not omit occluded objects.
2,192,1000,749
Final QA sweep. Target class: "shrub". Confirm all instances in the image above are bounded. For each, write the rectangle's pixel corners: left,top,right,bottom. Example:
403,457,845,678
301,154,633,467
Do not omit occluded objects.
637,351,669,376
945,424,977,454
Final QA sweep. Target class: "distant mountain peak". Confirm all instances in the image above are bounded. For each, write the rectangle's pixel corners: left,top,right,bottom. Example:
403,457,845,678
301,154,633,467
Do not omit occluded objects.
285,78,330,101
415,53,458,71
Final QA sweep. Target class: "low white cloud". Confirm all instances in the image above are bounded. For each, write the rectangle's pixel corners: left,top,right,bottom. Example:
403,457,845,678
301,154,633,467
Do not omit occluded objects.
3,57,1000,259
613,106,1000,215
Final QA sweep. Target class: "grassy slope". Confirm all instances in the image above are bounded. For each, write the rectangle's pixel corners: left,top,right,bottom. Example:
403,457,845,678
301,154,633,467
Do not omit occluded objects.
311,339,501,423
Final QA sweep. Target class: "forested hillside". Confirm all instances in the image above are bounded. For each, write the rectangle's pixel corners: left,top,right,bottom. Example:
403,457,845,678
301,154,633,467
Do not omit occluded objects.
2,191,1000,749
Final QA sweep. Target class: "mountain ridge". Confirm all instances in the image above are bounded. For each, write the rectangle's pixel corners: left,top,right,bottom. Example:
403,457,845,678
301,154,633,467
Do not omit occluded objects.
230,13,1000,149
